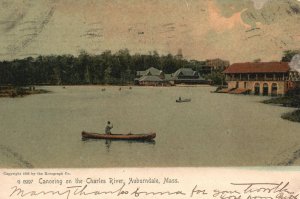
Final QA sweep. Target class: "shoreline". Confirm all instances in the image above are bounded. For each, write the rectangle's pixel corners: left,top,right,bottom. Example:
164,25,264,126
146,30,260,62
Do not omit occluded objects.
0,87,50,98
0,84,214,98
262,95,300,123
39,84,214,90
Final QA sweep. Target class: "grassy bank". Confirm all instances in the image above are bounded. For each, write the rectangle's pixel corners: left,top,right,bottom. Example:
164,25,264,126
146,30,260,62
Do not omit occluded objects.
263,95,300,123
263,95,300,107
282,110,300,122
0,87,50,98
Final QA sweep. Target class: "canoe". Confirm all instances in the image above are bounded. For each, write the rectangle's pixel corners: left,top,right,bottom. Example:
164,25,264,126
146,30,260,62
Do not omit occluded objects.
82,131,156,141
176,98,191,103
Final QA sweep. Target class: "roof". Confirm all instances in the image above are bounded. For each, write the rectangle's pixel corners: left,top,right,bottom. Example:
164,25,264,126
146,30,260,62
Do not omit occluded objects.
173,68,198,77
137,67,162,76
164,74,173,81
145,67,163,76
136,71,146,76
138,75,163,82
223,62,290,74
229,88,251,94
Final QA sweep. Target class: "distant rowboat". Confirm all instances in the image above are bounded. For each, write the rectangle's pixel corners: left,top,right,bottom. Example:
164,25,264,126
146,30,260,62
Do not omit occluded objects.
176,98,191,103
81,131,156,141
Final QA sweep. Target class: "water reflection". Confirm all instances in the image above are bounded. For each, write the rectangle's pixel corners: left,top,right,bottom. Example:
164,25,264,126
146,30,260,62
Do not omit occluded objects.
82,138,155,152
105,139,111,152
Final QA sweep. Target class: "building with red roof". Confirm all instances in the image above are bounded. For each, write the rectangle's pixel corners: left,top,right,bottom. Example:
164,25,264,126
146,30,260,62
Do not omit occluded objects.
223,62,299,96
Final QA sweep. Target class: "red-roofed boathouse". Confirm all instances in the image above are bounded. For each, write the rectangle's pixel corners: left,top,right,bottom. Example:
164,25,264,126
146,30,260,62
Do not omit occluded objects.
223,62,300,96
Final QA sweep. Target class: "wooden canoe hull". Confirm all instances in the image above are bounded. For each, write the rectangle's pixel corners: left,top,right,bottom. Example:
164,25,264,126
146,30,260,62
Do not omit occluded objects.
82,131,156,141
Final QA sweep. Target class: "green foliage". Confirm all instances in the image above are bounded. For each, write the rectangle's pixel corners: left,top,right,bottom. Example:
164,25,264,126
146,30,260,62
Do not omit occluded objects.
205,70,225,85
104,66,112,84
0,49,219,86
281,50,300,62
263,87,300,123
282,110,300,123
263,96,299,107
263,84,300,108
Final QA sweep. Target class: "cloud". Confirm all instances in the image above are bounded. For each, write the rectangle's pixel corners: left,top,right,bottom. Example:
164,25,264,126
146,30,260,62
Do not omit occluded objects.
208,1,250,32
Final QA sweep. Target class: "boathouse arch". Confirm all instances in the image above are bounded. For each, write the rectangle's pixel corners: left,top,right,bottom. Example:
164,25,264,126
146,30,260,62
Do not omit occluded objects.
263,83,269,96
271,83,278,96
254,82,260,95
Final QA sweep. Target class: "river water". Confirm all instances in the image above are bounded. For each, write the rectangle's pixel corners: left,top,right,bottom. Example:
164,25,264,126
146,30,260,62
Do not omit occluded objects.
0,86,299,168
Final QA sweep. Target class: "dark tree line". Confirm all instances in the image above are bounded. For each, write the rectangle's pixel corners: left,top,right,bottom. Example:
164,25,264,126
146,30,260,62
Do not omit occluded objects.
0,49,212,86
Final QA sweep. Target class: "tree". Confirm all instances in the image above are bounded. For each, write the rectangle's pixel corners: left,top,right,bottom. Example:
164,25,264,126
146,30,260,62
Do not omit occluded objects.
161,54,176,73
206,71,225,86
281,50,300,62
0,48,219,86
104,66,112,84
121,67,133,84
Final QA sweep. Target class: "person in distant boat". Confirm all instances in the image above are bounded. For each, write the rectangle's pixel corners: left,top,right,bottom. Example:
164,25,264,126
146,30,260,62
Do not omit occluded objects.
105,121,113,134
179,97,181,101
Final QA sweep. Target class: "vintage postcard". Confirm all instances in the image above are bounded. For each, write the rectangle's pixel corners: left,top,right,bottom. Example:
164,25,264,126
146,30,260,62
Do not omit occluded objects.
1,0,300,198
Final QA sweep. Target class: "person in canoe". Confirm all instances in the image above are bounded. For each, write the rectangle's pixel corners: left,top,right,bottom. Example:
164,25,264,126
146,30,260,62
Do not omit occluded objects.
105,121,113,134
178,96,181,101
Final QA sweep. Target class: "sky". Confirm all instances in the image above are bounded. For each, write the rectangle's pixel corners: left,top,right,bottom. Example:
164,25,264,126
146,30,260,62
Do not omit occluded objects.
0,0,300,63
